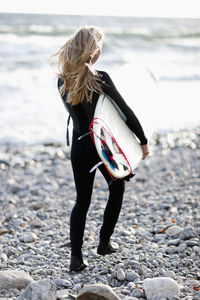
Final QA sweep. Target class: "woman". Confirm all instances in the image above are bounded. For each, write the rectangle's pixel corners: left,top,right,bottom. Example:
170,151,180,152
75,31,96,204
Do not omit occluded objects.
54,26,149,272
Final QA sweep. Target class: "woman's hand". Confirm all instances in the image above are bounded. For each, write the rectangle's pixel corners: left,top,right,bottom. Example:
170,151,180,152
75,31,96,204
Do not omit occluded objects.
141,144,149,160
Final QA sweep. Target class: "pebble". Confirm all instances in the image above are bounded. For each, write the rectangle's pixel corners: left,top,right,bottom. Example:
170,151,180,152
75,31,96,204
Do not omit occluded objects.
53,278,71,288
30,218,44,228
193,291,200,300
20,233,39,243
116,268,126,281
163,270,176,279
193,246,200,253
167,239,180,246
126,271,140,282
0,270,33,291
179,227,197,240
16,279,57,300
165,226,183,237
130,288,145,298
143,277,180,300
77,283,121,299
0,253,8,264
56,289,69,299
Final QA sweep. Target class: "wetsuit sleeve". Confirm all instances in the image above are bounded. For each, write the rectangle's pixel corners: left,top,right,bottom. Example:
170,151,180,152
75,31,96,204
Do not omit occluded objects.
58,78,70,113
100,72,148,145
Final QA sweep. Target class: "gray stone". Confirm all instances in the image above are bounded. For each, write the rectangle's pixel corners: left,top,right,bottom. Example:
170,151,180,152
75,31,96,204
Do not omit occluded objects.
193,246,200,253
21,233,38,243
9,185,21,194
165,247,178,255
56,289,69,299
0,270,33,291
179,227,197,240
165,226,183,237
116,268,126,281
53,278,71,288
193,291,200,300
186,240,199,247
13,219,24,228
31,218,44,228
77,283,121,300
164,270,176,279
167,239,180,246
72,283,82,292
0,253,8,264
143,277,180,300
177,243,187,252
16,279,57,300
126,271,140,282
130,288,145,298
123,297,138,300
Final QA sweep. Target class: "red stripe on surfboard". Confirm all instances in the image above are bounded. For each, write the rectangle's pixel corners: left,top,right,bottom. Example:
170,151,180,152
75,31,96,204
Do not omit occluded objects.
89,117,133,178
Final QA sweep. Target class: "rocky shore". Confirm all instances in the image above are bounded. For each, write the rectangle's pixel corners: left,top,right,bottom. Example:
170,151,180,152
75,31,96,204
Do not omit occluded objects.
0,127,200,299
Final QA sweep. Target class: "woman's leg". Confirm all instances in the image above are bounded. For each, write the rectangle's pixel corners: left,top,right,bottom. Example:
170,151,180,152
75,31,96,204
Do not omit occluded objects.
70,166,96,258
98,165,125,245
70,131,99,260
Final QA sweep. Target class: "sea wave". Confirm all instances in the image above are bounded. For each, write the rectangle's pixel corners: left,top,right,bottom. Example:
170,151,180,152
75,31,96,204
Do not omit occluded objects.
0,13,200,145
1,23,200,41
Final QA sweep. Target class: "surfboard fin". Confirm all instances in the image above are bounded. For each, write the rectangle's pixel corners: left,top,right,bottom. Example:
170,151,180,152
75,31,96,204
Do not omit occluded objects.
89,161,104,173
78,131,92,141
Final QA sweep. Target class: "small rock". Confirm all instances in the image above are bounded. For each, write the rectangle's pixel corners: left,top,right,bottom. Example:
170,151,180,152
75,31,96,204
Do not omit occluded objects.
32,202,44,210
20,233,38,243
165,226,183,237
186,240,199,247
116,268,126,281
31,218,44,228
56,289,69,299
77,283,121,300
130,288,145,298
13,219,24,228
164,270,176,279
9,185,21,194
179,227,197,240
143,277,180,300
193,291,200,300
0,270,33,291
126,271,140,282
165,247,178,255
0,228,9,236
53,278,71,288
0,253,8,264
159,268,166,276
4,246,16,257
16,279,57,300
193,246,200,253
177,243,187,252
167,239,180,246
72,283,82,292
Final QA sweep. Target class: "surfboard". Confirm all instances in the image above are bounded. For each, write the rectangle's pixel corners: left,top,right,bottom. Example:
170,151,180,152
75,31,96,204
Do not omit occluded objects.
110,62,159,140
89,94,143,179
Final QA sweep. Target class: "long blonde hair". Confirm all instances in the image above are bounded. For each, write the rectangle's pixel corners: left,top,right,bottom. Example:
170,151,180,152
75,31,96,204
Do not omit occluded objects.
54,26,104,105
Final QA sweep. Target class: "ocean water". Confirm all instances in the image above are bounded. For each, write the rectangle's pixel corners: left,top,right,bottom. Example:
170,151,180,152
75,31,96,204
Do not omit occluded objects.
0,13,200,146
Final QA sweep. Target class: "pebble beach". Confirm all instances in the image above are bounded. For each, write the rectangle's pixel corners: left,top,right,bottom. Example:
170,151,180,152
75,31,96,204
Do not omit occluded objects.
0,127,200,299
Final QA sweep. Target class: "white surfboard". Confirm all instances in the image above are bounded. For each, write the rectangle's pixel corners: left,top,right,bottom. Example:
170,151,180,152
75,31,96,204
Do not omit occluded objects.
110,62,159,140
91,94,143,179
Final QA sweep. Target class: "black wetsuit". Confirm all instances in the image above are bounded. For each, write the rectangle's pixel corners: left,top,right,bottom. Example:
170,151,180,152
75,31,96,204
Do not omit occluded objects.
58,71,147,258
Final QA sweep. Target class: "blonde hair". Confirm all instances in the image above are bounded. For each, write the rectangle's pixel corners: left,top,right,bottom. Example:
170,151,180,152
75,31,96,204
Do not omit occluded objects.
53,26,104,105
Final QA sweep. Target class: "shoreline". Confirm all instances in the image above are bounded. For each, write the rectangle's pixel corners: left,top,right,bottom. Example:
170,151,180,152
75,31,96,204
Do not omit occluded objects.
0,126,200,299
0,124,199,149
